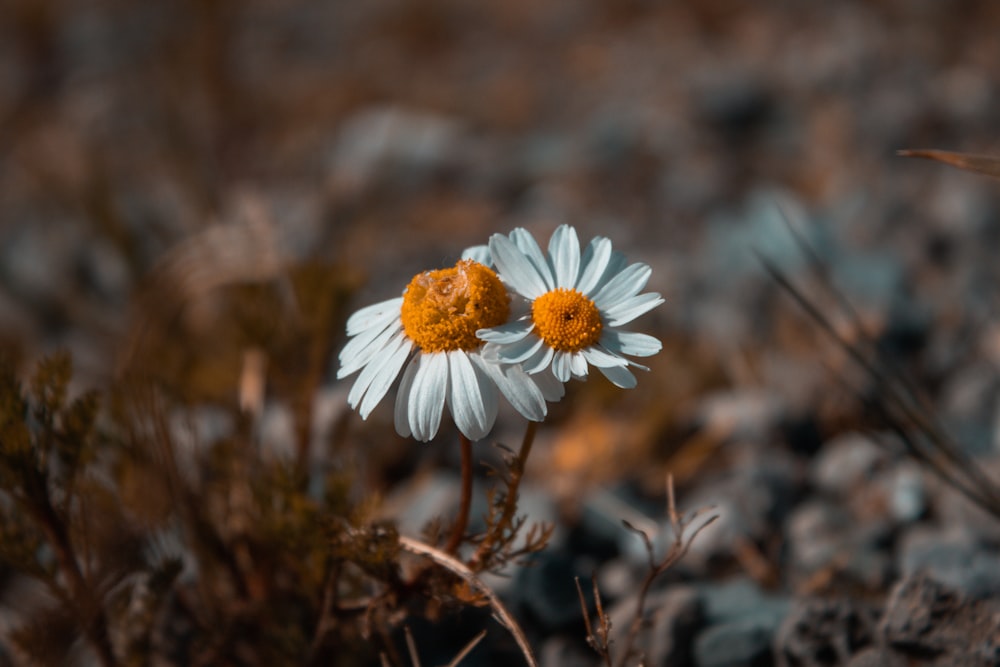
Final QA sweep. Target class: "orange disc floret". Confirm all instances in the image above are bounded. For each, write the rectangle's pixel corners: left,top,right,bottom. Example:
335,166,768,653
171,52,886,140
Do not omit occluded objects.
400,260,510,352
531,288,603,352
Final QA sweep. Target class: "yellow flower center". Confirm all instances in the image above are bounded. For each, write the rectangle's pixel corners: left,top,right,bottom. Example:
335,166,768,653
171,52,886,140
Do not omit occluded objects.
400,260,510,352
531,288,603,352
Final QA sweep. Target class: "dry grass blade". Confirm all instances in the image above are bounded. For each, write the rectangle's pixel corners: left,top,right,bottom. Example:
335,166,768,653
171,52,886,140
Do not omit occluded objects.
444,630,487,667
898,149,1000,180
404,626,421,667
397,535,538,667
757,220,1000,521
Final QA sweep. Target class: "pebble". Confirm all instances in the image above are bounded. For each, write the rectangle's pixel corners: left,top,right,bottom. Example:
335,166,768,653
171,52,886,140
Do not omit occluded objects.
898,525,1000,599
773,597,879,667
693,618,774,667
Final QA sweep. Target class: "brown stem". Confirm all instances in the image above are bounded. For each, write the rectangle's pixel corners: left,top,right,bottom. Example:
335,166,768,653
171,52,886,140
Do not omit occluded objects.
399,536,538,667
443,434,474,555
469,420,537,568
28,495,116,667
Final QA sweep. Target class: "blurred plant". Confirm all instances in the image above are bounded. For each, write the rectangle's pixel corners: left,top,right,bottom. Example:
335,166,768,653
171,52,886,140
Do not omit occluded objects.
0,351,114,666
575,476,718,667
760,166,1000,522
0,222,691,666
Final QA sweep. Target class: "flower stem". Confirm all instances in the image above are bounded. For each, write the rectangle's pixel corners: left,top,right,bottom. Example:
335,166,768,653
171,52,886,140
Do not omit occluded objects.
469,420,537,568
443,433,474,555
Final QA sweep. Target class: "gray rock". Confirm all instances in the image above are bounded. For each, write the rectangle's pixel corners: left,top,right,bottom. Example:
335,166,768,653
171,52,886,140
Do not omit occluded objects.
700,577,790,630
880,572,1000,664
898,526,1000,598
685,452,800,565
694,618,774,667
811,432,886,497
774,597,880,667
785,499,894,590
845,646,908,667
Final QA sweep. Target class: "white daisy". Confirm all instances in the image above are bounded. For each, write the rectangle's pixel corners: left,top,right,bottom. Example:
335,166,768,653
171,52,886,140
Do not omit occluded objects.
477,225,664,388
338,258,559,442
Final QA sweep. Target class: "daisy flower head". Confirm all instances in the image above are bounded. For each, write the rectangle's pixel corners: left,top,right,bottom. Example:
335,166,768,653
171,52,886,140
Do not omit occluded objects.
478,225,664,388
337,258,556,442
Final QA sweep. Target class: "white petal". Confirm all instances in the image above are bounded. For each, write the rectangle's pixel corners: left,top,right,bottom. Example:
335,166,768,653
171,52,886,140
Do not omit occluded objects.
532,369,566,402
358,336,414,418
601,330,662,357
510,228,556,290
582,345,629,368
570,351,589,377
604,293,664,327
493,334,545,364
393,358,420,438
408,352,449,441
490,233,548,299
522,345,555,375
552,351,572,382
347,331,410,411
548,225,580,289
476,320,533,344
338,320,403,378
576,237,613,295
462,245,492,266
592,263,652,311
598,364,637,389
471,355,547,421
345,297,404,336
446,351,491,441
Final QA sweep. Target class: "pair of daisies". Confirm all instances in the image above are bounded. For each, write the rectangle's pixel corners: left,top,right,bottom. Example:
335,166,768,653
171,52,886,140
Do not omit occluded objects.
338,225,663,442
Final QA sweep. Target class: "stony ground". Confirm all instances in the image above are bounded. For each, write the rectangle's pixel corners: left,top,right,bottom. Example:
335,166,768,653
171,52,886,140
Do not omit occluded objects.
2,0,1000,665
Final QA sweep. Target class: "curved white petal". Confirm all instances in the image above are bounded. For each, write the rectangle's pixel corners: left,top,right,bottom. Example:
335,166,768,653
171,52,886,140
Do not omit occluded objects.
592,263,652,311
471,354,545,422
549,225,580,289
532,369,566,402
552,351,572,382
570,351,589,378
490,233,548,299
604,293,664,327
345,297,404,336
522,345,554,375
581,345,628,368
510,228,555,290
408,352,449,441
476,320,534,344
358,335,414,418
494,334,545,364
462,245,492,266
601,330,662,357
598,363,637,389
446,351,491,441
348,331,411,411
576,237,613,295
338,320,403,378
393,358,420,438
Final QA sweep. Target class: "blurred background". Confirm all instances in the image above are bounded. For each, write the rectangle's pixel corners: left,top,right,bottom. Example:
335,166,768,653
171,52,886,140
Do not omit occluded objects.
3,0,1000,663
4,0,1000,494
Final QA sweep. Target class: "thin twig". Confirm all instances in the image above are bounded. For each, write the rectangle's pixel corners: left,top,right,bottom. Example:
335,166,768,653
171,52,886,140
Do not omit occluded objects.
576,575,613,667
615,475,718,667
398,535,538,667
